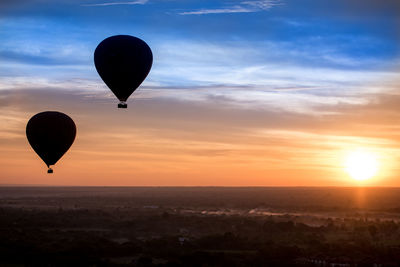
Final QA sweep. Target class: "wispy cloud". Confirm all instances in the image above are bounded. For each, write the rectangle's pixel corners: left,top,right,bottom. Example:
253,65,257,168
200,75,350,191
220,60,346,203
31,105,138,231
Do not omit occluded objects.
179,0,281,15
241,0,282,10
179,7,253,16
82,0,148,7
1,86,400,185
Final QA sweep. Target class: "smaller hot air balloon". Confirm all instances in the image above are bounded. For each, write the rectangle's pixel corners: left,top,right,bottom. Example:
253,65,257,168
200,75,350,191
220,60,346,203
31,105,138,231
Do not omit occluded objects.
94,35,153,108
26,111,76,173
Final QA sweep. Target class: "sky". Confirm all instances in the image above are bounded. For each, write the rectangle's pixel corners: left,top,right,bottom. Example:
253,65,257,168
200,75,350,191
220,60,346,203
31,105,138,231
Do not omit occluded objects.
0,0,399,186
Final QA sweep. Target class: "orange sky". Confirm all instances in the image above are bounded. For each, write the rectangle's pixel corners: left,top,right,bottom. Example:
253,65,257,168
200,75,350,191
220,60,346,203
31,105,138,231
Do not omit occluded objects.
1,76,400,186
1,0,399,186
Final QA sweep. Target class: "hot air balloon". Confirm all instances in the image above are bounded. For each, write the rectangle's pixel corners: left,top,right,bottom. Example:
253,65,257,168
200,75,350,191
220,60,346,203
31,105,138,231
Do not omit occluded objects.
94,35,153,108
26,111,76,173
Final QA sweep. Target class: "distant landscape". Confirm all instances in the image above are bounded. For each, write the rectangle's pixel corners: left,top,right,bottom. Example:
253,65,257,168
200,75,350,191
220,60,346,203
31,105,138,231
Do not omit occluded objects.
1,187,400,266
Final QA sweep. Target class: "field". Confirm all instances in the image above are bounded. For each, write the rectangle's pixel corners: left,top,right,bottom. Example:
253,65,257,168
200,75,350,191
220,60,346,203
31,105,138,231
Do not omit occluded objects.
1,187,400,266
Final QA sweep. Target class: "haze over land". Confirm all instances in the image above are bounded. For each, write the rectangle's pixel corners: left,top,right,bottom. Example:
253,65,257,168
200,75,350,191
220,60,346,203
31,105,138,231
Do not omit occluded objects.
2,187,400,266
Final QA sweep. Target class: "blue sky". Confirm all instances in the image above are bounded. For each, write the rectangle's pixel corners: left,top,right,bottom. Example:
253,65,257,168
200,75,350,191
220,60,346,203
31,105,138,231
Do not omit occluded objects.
1,0,399,113
1,0,398,86
0,0,400,185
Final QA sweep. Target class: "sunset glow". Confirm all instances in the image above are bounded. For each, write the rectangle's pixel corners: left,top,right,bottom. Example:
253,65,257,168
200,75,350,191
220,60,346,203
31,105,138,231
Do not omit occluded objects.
0,0,399,186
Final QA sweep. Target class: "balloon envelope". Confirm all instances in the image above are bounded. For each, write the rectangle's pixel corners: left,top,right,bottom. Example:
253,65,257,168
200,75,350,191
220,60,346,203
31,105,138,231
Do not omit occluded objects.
94,35,153,106
26,111,76,171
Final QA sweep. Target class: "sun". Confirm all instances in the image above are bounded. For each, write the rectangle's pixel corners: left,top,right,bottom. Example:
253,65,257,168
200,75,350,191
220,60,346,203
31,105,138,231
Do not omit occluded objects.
345,150,379,181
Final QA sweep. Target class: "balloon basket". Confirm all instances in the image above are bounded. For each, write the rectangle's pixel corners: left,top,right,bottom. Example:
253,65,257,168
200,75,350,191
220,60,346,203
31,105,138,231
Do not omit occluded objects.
47,168,53,174
118,102,127,109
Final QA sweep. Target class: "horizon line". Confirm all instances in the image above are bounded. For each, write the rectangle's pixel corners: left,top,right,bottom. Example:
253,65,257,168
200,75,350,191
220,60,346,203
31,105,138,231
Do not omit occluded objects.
1,184,399,189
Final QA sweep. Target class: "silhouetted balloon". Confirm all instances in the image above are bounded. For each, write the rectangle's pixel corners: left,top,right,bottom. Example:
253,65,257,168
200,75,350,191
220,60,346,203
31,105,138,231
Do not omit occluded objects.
94,35,153,108
26,111,76,173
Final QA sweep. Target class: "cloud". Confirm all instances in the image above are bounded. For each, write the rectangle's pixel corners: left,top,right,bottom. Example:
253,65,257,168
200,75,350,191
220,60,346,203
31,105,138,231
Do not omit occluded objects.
81,0,148,7
179,7,254,16
241,0,282,10
0,80,398,140
179,0,281,15
3,36,396,95
1,82,400,186
151,40,398,90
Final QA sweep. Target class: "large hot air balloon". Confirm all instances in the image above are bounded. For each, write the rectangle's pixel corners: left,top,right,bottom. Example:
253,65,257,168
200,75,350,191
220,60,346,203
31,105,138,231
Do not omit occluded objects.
26,111,76,173
94,35,153,108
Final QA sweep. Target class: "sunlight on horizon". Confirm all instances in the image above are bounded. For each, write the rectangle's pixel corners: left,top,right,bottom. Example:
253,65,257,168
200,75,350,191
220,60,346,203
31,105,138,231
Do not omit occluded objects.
345,149,379,182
